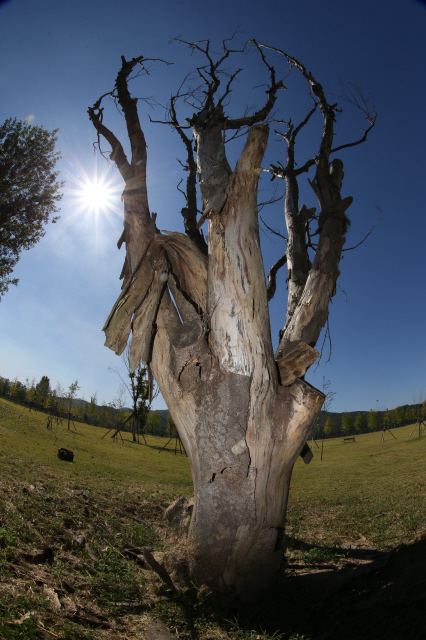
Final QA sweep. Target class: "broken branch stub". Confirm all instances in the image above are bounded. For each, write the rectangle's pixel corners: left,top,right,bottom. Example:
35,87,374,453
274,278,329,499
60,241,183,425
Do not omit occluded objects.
170,320,208,381
276,341,320,386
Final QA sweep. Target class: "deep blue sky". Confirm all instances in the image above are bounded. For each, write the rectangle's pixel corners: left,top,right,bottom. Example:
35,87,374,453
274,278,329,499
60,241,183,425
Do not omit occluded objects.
0,0,425,413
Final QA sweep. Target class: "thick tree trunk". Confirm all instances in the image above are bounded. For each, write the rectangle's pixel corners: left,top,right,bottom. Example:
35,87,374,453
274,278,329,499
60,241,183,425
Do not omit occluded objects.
102,123,326,599
151,305,323,598
145,127,325,599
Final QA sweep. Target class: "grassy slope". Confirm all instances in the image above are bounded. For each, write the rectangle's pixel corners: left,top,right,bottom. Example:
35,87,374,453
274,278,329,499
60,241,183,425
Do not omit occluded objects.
288,425,426,549
0,398,191,489
1,398,425,640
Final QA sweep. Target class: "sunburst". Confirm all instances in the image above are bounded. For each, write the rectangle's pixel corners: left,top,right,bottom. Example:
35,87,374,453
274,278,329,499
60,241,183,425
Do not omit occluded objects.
65,162,123,220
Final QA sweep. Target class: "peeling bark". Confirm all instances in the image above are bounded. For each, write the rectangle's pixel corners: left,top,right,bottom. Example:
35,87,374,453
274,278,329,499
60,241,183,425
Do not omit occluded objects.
208,125,274,377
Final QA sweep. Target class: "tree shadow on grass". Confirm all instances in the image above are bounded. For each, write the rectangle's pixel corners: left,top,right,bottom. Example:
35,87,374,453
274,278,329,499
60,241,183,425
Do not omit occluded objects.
235,535,426,640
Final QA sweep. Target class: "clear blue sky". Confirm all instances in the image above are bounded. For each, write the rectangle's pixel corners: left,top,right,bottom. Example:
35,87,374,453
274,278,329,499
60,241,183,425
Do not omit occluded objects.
0,0,425,413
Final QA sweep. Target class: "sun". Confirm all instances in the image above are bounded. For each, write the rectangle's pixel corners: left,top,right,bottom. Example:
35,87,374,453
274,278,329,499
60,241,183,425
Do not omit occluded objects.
82,179,113,210
66,167,122,219
63,159,124,234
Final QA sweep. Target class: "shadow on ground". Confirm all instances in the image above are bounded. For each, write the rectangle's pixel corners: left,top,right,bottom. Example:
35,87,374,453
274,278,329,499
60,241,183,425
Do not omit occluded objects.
232,535,426,640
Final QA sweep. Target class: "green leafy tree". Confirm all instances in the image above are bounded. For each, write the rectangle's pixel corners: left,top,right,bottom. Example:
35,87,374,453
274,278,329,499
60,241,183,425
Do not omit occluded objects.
383,410,393,428
147,410,161,436
9,377,19,399
35,375,50,407
0,376,11,398
395,406,405,426
132,366,150,441
110,386,127,435
324,416,335,436
65,380,80,422
0,118,63,298
99,405,114,429
44,390,57,413
86,393,99,425
54,382,66,414
110,344,154,442
341,412,352,435
318,377,335,439
166,414,177,438
355,412,367,433
367,410,379,431
9,377,26,403
26,382,36,407
422,401,426,420
405,406,416,423
72,402,82,422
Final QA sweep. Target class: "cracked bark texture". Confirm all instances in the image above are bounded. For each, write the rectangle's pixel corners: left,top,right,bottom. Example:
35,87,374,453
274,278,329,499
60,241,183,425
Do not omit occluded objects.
88,45,373,601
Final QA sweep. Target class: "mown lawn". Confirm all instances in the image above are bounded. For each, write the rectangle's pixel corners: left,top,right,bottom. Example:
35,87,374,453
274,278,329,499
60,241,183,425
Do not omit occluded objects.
1,397,425,640
288,423,426,549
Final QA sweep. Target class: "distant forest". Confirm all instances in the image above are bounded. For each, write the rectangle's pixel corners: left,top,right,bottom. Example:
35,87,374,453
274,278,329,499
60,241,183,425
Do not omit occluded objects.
0,374,170,436
313,402,426,439
0,372,425,440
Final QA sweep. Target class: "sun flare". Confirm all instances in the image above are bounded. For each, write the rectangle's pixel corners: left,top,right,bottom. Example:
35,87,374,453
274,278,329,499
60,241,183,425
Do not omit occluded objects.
64,159,124,235
66,167,122,219
82,180,113,209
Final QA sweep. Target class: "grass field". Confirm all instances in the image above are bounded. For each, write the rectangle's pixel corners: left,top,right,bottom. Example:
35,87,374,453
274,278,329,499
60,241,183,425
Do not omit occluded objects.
1,397,425,640
288,423,426,550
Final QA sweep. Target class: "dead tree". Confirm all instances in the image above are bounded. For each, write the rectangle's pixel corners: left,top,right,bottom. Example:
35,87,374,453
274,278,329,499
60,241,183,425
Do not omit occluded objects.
88,39,376,600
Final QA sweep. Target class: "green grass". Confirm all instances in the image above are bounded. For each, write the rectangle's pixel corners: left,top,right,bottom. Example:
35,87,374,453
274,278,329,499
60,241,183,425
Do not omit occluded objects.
0,397,192,489
1,397,425,640
288,425,426,549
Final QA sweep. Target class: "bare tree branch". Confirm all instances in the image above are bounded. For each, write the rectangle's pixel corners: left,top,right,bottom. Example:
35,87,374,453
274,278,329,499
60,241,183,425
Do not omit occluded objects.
313,317,333,371
259,215,287,241
267,253,287,301
225,39,284,130
171,36,244,115
330,82,377,153
88,97,132,183
168,95,207,254
343,206,383,251
257,43,356,359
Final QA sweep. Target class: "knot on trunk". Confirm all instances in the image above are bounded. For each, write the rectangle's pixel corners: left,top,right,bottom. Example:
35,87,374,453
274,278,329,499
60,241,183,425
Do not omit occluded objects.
171,320,210,383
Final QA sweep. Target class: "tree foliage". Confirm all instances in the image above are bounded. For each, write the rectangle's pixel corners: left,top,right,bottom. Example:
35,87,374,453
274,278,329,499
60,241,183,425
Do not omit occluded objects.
35,375,50,405
341,412,352,435
0,118,63,298
367,410,379,431
324,415,335,435
355,411,367,432
166,413,177,438
146,409,161,435
110,345,155,442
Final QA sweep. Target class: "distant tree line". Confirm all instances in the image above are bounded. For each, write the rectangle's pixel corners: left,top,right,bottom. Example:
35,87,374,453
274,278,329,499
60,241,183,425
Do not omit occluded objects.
1,371,424,442
0,372,166,436
311,402,426,440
